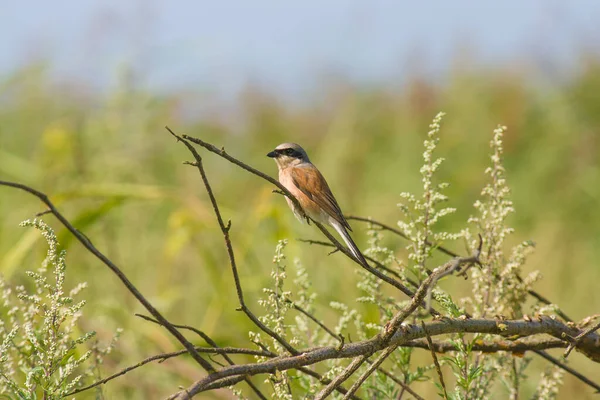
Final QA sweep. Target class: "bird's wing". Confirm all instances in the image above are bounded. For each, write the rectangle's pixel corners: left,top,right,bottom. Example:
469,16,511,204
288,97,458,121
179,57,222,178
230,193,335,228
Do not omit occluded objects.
290,165,352,231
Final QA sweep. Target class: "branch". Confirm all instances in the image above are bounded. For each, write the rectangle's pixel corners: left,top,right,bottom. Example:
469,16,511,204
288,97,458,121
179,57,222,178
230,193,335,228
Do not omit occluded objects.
162,130,596,399
289,298,424,400
167,129,299,356
314,355,370,400
381,237,482,343
280,296,342,343
534,350,600,392
135,314,268,399
345,215,458,259
369,364,425,400
346,215,573,322
298,238,419,290
422,321,448,399
403,337,567,353
0,180,214,373
343,345,397,399
564,319,600,358
174,130,419,301
170,130,376,400
68,346,273,396
172,316,600,397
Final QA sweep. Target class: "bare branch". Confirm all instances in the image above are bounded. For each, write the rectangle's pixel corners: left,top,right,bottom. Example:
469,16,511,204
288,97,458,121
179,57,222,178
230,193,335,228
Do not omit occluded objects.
534,350,600,392
168,129,299,356
280,296,342,343
175,130,419,301
315,355,370,400
564,319,600,358
298,238,419,289
422,321,448,399
0,180,215,373
343,345,397,399
135,314,268,399
370,364,425,400
172,315,600,398
403,337,567,353
346,215,573,322
68,346,273,396
381,239,482,343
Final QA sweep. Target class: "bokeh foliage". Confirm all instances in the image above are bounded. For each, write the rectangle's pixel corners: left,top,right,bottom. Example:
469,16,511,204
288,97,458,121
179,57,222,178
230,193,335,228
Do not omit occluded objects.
1,60,599,398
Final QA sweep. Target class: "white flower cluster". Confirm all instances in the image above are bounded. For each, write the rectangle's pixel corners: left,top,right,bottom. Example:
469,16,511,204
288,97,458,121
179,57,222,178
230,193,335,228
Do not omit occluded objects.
533,366,565,400
0,219,114,399
245,114,564,399
255,240,294,400
467,126,542,318
398,112,461,279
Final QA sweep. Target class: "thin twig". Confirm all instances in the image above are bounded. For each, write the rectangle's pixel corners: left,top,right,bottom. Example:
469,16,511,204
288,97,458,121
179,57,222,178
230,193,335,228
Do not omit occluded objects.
345,215,457,258
347,215,573,322
175,130,418,300
67,345,272,396
534,350,600,392
564,320,600,358
0,180,214,373
298,238,440,317
381,238,482,343
422,321,448,399
279,297,341,343
135,314,269,399
168,129,298,356
34,209,52,217
343,345,398,399
315,355,370,400
371,365,425,400
299,238,419,288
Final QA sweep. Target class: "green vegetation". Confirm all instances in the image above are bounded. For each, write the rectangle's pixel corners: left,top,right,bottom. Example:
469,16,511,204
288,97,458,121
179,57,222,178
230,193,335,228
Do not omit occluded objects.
0,219,119,399
1,60,599,398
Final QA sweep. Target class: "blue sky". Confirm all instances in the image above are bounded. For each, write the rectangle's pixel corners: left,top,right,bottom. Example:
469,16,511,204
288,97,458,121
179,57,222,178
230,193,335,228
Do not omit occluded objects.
2,1,599,97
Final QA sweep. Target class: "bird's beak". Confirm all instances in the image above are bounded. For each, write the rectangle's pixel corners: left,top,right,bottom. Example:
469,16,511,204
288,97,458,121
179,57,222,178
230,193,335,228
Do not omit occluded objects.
267,151,277,158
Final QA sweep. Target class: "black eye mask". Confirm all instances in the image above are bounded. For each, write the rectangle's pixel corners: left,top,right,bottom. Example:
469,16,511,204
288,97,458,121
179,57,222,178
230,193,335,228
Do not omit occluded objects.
280,148,301,158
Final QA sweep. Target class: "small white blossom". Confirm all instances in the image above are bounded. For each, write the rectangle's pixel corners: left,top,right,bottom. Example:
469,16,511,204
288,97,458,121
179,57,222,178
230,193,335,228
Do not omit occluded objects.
0,220,117,398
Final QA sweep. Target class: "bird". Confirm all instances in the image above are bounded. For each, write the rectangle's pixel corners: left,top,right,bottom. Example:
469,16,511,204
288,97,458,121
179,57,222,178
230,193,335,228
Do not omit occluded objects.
267,143,367,266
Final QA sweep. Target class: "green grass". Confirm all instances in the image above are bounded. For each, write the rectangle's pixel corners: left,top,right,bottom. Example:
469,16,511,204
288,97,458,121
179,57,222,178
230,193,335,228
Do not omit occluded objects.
1,61,600,398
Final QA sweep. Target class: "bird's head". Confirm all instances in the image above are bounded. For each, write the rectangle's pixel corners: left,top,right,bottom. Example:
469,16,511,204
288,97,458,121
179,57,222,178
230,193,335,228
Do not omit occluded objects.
267,143,310,169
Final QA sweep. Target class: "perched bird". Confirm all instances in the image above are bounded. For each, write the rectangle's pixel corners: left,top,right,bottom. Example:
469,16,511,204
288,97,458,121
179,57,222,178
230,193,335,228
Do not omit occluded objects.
267,143,367,266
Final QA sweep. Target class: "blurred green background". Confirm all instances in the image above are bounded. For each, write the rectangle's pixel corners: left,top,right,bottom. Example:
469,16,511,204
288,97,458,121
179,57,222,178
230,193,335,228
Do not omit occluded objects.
2,3,600,396
1,60,599,398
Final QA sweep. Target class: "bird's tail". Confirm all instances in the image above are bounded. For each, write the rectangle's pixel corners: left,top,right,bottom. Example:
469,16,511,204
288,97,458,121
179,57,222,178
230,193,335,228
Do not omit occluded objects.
331,220,368,267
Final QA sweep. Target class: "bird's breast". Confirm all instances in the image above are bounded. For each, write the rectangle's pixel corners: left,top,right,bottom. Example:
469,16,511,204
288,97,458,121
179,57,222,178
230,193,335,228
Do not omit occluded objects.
278,168,327,223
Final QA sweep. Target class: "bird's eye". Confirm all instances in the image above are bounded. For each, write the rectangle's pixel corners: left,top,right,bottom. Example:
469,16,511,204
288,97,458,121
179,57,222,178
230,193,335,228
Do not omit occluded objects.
285,148,295,156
